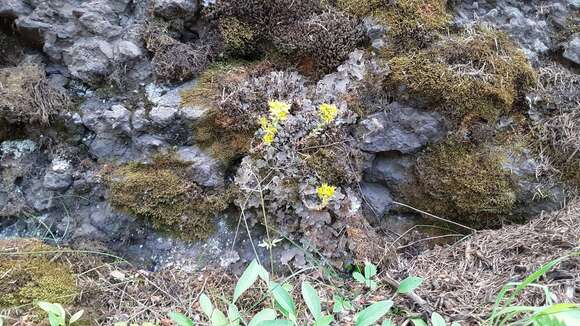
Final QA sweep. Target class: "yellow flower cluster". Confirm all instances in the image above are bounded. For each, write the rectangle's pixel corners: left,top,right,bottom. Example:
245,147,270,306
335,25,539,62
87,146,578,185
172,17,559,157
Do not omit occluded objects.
319,103,338,124
316,182,336,206
260,100,291,145
269,100,290,121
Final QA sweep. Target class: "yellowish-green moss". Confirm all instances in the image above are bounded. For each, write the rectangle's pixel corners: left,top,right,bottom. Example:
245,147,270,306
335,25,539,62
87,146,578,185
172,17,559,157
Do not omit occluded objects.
109,154,231,240
335,0,384,17
180,61,250,109
219,17,257,57
193,112,254,165
385,28,537,124
304,148,360,185
336,0,451,49
407,140,517,222
0,239,78,308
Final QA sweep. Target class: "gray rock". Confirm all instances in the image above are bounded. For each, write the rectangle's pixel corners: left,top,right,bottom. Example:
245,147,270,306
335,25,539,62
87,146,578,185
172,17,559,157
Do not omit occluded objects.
43,171,73,191
454,0,578,62
563,36,580,65
115,40,143,60
153,0,198,19
82,101,131,135
176,146,224,188
0,0,31,16
149,106,178,126
355,103,446,154
367,153,415,188
66,39,114,84
360,182,394,217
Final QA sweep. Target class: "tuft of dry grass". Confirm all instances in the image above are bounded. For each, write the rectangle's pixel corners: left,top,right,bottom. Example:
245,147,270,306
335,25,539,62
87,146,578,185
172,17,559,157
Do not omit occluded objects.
0,64,70,125
395,199,580,323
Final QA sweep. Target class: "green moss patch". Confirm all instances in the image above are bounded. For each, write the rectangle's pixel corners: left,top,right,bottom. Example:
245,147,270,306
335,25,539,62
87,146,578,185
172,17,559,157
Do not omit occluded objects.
0,239,78,308
109,154,231,240
406,140,517,223
385,28,537,124
336,0,451,49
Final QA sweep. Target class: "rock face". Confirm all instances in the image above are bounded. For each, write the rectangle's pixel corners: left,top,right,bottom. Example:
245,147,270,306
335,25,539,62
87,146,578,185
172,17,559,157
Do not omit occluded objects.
354,103,447,154
454,0,580,64
563,36,580,64
4,0,150,85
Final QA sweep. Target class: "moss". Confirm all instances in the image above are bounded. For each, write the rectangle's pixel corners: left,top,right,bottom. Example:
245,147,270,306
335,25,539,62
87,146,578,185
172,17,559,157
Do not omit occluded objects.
336,0,451,49
219,17,258,58
0,240,78,308
109,154,231,240
304,148,360,185
335,0,384,17
193,111,255,165
406,140,517,223
384,28,537,124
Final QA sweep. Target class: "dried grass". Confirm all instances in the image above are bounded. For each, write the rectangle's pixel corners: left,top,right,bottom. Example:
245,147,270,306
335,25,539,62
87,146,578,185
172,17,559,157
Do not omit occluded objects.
0,64,70,124
395,199,580,322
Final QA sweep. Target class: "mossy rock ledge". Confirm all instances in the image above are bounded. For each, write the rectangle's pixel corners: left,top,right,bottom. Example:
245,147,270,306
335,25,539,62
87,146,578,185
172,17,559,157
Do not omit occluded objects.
108,154,233,240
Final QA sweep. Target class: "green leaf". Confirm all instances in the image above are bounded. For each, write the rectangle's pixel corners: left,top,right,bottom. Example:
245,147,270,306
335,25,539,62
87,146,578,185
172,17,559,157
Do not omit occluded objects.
249,309,277,326
142,323,156,326
397,277,423,294
431,312,446,326
451,322,461,326
211,309,229,326
410,319,428,326
256,321,294,326
368,280,378,290
270,282,296,317
48,313,61,326
382,320,393,326
301,281,322,319
355,300,393,326
37,302,62,316
353,272,366,284
69,310,85,324
332,295,352,313
228,303,241,326
364,263,377,279
0,317,4,326
168,311,195,326
314,315,335,326
233,260,262,303
199,293,214,319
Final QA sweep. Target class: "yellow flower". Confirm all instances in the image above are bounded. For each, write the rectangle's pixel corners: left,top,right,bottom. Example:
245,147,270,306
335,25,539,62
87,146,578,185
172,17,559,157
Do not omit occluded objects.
269,100,291,121
317,183,336,206
263,132,275,145
319,103,338,124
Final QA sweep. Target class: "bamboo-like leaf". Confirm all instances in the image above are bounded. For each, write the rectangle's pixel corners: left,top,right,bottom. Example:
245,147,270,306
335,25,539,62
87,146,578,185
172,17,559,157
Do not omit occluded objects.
270,282,296,317
397,277,423,294
69,310,85,324
301,281,322,319
431,312,446,326
199,293,214,319
248,309,277,326
211,309,229,326
168,312,195,326
233,260,262,303
355,300,393,326
313,315,334,326
228,303,241,326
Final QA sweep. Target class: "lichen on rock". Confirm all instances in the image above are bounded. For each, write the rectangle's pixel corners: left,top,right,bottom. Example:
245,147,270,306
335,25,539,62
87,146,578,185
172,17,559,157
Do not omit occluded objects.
0,239,78,308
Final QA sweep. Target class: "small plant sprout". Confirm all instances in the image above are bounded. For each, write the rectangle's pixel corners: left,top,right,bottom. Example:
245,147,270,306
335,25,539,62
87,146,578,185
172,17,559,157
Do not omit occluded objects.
37,301,84,326
316,183,336,206
353,262,378,290
258,237,283,249
318,103,338,124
